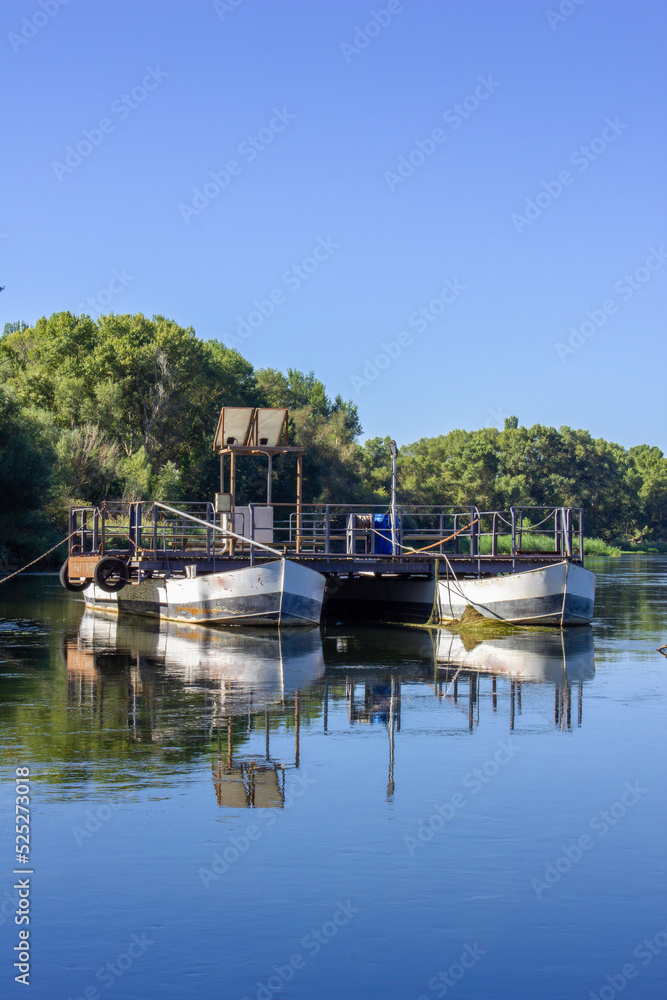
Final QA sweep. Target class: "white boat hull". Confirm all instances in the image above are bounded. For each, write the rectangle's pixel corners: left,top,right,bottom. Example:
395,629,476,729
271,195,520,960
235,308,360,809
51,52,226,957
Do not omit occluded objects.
82,559,325,627
437,560,595,626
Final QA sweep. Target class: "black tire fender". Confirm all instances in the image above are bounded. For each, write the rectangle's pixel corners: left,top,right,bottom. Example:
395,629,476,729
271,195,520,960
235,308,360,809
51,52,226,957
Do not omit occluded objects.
93,556,129,593
59,560,91,593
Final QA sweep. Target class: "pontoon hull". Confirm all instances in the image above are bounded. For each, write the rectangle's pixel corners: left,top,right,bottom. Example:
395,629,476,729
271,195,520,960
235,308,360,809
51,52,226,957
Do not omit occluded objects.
437,560,595,626
82,559,325,627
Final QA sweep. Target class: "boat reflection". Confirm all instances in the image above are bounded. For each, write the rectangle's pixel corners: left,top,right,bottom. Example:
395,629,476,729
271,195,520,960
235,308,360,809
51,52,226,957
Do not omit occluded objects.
432,627,595,733
63,614,596,803
71,611,324,714
434,627,595,684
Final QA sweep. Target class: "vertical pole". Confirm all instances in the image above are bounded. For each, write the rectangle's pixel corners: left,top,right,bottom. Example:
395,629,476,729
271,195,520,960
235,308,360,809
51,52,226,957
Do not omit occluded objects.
294,690,300,768
267,453,273,505
325,504,330,555
387,675,396,800
454,513,459,555
249,503,255,566
492,512,498,557
230,450,236,558
153,504,158,555
230,451,236,508
390,440,397,556
128,505,135,556
567,508,573,559
296,452,303,554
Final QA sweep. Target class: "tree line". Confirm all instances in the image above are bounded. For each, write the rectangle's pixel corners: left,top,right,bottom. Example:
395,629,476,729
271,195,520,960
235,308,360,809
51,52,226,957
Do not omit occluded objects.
0,312,665,565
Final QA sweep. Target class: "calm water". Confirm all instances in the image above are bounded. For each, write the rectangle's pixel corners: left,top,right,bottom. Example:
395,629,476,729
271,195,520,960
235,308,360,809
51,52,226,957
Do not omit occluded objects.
0,557,665,999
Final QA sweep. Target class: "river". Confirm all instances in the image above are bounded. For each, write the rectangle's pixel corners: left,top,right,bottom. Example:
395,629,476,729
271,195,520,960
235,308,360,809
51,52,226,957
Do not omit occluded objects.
0,556,665,999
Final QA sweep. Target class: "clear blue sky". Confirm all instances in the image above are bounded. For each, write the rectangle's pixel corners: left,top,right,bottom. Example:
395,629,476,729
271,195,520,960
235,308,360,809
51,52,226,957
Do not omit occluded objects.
2,0,666,449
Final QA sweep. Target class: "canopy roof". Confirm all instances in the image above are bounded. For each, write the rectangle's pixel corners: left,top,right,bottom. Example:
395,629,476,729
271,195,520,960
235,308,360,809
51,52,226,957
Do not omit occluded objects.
213,407,300,453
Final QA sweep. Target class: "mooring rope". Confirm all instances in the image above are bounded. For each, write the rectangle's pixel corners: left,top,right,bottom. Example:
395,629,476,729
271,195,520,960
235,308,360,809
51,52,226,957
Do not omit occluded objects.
0,530,77,585
364,517,480,555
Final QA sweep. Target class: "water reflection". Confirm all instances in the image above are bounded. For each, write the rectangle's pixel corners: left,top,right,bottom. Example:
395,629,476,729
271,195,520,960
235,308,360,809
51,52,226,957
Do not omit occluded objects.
433,628,594,733
72,612,324,715
5,612,598,802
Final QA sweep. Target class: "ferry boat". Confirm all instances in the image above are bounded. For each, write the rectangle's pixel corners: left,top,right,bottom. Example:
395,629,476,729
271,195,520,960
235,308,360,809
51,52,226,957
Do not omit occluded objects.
60,406,595,628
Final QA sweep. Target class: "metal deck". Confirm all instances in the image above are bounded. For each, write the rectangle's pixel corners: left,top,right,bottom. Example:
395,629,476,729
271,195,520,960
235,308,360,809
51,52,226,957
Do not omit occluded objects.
66,501,586,585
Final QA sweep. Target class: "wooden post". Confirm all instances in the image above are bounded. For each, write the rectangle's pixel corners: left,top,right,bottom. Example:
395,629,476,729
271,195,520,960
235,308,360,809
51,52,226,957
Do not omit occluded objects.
296,451,303,553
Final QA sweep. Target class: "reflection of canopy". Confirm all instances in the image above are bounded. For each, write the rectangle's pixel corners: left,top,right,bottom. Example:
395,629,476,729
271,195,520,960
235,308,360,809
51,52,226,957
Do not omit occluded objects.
213,763,284,809
213,407,293,452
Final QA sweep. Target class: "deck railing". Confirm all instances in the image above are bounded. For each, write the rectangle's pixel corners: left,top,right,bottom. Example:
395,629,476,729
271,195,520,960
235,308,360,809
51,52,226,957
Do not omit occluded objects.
69,502,585,563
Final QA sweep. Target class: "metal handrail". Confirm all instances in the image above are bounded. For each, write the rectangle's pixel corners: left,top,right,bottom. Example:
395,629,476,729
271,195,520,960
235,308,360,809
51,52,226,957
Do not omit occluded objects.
68,501,585,564
154,503,282,558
